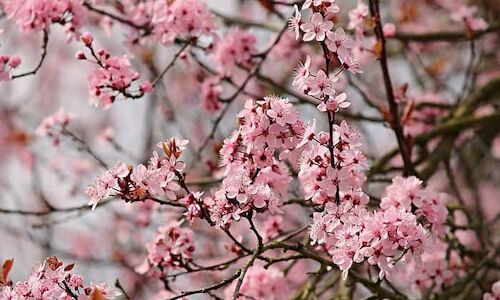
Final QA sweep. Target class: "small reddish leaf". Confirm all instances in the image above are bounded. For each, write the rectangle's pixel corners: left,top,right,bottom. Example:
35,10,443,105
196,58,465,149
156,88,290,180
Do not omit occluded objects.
90,288,106,300
380,105,392,126
0,259,14,285
373,41,383,59
257,0,275,12
46,256,62,271
424,57,446,77
64,263,75,272
401,99,415,125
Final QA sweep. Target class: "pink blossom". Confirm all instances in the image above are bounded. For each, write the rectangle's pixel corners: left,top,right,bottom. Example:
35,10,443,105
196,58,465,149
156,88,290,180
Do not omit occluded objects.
80,32,94,46
325,28,354,58
87,282,122,299
213,28,257,75
383,23,397,37
1,0,85,38
300,13,333,42
348,0,369,31
152,0,215,45
484,281,500,300
302,0,339,15
0,257,119,299
292,55,311,88
340,54,363,74
225,266,291,299
85,161,130,210
205,97,305,226
78,42,150,109
139,80,153,93
307,70,337,99
142,222,195,274
214,28,257,75
288,5,302,40
317,92,351,112
0,55,22,81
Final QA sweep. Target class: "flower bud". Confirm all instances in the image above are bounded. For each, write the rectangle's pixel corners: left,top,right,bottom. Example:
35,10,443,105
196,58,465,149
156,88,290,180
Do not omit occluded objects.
80,32,94,46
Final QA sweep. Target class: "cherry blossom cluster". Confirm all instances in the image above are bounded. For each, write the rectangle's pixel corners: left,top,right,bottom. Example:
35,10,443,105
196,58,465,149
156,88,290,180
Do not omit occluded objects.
85,137,188,210
484,281,500,300
212,28,258,76
301,121,444,281
380,176,448,236
293,55,355,113
2,0,497,297
76,33,152,109
204,96,305,227
310,197,430,280
395,240,466,294
119,0,155,44
1,0,85,39
0,55,21,81
85,161,129,210
224,266,291,299
289,2,362,76
116,0,215,46
298,120,367,205
302,124,447,280
295,86,446,281
138,222,195,276
130,138,188,200
0,256,120,299
35,108,75,146
151,0,215,45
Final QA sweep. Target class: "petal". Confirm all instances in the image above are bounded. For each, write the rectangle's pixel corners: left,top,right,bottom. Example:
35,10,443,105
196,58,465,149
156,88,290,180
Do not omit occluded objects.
316,31,326,41
305,55,311,68
311,13,322,24
303,32,316,41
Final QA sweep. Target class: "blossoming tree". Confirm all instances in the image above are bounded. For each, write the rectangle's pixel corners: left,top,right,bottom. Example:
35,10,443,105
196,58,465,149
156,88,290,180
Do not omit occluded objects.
0,0,499,299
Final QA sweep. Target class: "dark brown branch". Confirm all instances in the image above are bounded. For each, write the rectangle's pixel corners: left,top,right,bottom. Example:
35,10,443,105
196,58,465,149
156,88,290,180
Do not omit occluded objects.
62,128,108,168
83,2,148,31
11,30,49,79
151,43,190,87
0,199,112,216
368,0,415,177
166,271,241,300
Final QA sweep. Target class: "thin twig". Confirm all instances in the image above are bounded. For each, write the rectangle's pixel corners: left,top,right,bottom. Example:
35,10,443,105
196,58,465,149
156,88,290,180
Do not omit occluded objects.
12,30,49,79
